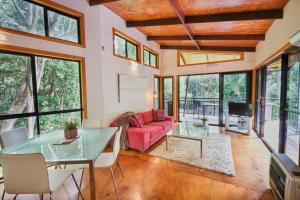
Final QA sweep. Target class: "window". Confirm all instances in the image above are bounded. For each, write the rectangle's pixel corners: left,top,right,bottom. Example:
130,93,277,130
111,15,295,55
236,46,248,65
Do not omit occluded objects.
143,46,159,68
154,76,160,109
0,0,83,45
113,28,140,62
178,51,244,66
0,51,83,137
163,77,173,116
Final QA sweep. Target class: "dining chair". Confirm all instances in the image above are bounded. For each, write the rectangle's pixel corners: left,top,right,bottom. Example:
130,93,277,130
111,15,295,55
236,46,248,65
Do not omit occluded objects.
0,153,85,200
70,127,124,200
0,127,28,149
82,119,101,128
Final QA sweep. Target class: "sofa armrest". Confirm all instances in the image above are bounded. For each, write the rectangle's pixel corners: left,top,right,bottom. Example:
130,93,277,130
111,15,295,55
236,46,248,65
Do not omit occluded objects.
126,128,151,152
164,116,174,123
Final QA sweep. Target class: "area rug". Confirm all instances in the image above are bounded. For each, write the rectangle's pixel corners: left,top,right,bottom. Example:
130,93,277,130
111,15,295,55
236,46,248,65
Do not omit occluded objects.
149,134,236,176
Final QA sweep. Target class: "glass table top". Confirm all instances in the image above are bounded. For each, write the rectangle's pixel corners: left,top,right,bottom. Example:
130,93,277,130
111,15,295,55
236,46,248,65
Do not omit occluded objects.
0,128,117,163
172,122,208,139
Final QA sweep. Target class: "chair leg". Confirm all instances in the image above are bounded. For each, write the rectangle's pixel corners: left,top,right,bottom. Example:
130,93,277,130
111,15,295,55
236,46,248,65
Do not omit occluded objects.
77,169,84,200
13,194,17,200
116,158,124,178
71,174,85,200
1,190,4,200
110,167,119,200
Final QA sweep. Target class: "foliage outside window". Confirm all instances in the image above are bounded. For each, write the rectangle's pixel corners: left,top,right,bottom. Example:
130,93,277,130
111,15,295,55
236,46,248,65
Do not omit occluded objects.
0,51,82,137
113,29,139,62
178,51,243,66
154,77,160,109
144,47,158,68
163,77,173,115
0,0,81,44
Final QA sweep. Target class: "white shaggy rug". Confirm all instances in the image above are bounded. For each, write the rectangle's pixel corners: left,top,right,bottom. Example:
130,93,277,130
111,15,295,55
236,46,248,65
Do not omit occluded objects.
149,134,236,176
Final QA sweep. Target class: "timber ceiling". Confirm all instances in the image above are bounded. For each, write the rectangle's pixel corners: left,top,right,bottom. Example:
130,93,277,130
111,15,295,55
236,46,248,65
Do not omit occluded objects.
90,0,289,52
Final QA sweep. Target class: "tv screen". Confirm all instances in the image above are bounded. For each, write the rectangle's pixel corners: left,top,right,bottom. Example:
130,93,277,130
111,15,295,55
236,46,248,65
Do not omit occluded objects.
228,102,251,116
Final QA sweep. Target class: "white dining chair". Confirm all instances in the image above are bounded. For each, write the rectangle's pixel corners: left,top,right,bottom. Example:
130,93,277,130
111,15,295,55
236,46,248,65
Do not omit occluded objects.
69,127,124,200
0,153,85,200
0,127,28,149
82,119,101,128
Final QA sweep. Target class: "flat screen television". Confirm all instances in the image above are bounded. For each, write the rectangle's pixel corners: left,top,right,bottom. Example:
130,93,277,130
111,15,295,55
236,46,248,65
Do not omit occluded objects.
228,102,251,116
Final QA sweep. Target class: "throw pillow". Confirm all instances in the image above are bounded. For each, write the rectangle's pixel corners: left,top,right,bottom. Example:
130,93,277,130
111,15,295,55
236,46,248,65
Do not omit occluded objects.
156,110,165,121
152,109,158,121
128,116,142,128
136,113,145,125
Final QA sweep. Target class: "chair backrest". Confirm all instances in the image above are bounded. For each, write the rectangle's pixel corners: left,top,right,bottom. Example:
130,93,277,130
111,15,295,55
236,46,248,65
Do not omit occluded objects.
82,119,101,128
0,153,50,194
113,127,122,161
0,127,28,149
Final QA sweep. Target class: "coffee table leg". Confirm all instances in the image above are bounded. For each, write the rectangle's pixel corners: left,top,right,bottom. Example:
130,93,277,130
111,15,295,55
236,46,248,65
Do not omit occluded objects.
89,161,96,200
166,135,168,151
200,139,203,158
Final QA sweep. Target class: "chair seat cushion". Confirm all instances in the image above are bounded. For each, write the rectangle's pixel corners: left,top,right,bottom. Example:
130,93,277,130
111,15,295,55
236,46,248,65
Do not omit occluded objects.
147,121,173,133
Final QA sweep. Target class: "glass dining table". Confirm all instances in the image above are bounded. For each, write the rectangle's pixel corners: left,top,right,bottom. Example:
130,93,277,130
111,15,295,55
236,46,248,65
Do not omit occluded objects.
0,127,118,200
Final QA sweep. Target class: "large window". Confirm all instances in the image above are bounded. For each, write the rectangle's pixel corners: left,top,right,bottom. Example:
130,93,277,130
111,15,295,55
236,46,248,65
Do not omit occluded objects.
0,51,83,137
143,46,159,68
154,76,160,109
163,77,173,116
0,0,82,45
113,29,140,62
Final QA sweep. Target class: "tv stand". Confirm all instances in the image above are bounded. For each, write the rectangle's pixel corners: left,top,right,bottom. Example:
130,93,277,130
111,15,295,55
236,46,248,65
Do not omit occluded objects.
225,114,251,135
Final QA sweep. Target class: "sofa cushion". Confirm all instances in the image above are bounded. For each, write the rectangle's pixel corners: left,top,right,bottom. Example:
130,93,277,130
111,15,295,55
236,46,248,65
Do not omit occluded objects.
148,121,172,133
143,125,164,143
141,110,153,124
136,113,145,125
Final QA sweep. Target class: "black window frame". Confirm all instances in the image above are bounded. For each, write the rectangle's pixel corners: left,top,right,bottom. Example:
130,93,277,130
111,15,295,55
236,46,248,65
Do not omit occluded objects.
0,50,83,135
143,48,158,68
113,30,139,62
0,0,81,44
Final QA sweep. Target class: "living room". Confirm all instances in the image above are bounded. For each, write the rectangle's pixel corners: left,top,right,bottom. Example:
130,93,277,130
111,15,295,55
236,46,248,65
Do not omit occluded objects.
0,0,300,200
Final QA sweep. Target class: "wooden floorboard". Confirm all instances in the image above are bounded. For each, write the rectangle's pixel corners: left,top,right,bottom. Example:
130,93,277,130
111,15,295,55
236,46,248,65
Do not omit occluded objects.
0,126,275,200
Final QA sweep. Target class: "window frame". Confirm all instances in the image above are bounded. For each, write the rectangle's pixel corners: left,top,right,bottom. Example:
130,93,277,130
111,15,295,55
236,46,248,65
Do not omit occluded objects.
113,28,141,63
0,44,87,135
0,0,85,48
177,50,244,67
143,45,159,69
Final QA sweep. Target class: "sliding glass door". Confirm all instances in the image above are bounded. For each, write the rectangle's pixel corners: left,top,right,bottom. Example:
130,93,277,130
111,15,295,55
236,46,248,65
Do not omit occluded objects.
162,77,173,116
262,59,282,152
286,51,300,165
0,51,83,137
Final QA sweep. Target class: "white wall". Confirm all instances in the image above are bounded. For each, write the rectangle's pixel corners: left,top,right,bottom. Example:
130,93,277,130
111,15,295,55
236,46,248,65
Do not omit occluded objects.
255,0,300,65
160,50,255,76
98,6,160,126
0,0,160,126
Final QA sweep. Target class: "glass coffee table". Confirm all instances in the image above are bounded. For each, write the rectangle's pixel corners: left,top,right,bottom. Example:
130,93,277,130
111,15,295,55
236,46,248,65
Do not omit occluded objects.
166,121,209,158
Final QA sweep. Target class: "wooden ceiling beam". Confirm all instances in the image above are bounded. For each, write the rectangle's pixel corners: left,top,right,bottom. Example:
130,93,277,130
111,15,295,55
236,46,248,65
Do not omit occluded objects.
148,34,265,41
89,0,119,6
167,0,200,50
160,45,256,52
127,9,283,27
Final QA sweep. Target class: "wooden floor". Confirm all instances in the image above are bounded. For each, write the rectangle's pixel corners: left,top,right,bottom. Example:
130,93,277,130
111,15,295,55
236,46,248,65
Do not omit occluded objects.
1,126,275,200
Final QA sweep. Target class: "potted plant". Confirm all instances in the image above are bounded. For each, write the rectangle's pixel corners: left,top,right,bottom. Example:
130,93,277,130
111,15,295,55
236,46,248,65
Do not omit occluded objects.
64,121,78,139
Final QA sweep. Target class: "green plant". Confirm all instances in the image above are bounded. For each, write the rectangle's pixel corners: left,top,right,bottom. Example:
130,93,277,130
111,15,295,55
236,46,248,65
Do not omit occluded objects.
63,121,78,130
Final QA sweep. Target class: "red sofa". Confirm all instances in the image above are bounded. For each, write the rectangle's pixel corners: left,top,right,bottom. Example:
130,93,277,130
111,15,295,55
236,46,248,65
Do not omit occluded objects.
126,110,174,152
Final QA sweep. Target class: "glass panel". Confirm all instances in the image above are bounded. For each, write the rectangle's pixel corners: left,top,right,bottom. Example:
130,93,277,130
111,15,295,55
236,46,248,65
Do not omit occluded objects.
127,42,137,61
255,70,263,132
144,50,150,65
37,57,81,112
163,78,173,116
48,10,79,43
0,0,45,35
39,112,81,134
286,51,300,165
223,73,247,121
154,77,160,109
114,35,126,57
179,74,219,124
263,59,282,152
0,53,34,116
0,117,37,138
150,53,157,67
